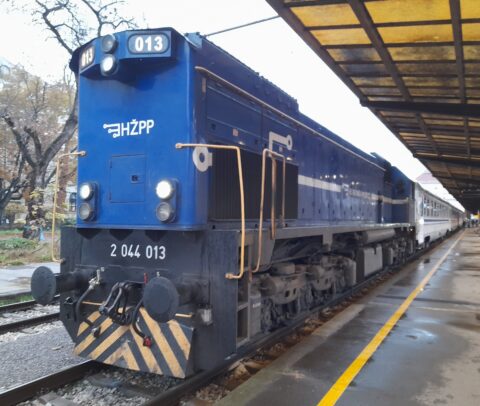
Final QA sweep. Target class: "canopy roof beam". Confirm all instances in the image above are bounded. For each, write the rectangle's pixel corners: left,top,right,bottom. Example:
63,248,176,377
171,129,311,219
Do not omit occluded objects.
436,175,480,185
361,101,480,118
415,154,480,168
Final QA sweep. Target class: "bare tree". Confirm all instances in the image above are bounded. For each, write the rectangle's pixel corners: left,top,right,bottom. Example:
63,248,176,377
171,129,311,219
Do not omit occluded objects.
33,0,136,54
0,65,76,232
0,65,27,223
0,155,27,223
0,0,136,235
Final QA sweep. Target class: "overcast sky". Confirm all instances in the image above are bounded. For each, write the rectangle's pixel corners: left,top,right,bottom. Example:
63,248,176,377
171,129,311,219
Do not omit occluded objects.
0,0,431,183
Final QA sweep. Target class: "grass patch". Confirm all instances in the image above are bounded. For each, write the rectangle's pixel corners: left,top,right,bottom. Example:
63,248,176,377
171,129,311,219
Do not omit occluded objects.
6,260,25,266
0,239,54,266
0,228,22,236
0,238,37,250
0,293,34,306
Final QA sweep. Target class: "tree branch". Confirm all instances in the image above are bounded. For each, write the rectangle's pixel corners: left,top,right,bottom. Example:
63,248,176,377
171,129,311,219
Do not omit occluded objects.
42,89,78,166
23,126,43,160
35,0,75,55
1,115,35,167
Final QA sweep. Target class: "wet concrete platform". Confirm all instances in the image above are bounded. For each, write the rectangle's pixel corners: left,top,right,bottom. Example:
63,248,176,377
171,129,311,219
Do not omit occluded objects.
0,262,59,297
218,229,480,406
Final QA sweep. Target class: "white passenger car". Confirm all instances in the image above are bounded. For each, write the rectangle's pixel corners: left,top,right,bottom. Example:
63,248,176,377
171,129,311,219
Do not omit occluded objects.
414,183,464,247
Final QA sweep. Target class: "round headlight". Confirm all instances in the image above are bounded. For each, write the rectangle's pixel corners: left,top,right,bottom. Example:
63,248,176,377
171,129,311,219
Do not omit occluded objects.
100,55,117,75
156,202,174,222
156,180,174,200
78,202,94,221
79,183,93,200
101,34,117,53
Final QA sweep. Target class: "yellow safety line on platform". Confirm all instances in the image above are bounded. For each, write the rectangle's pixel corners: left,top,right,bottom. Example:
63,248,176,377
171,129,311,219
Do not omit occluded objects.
317,230,465,406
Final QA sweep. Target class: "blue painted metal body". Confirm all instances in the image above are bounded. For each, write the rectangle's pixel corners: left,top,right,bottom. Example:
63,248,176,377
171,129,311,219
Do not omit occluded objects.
71,28,412,230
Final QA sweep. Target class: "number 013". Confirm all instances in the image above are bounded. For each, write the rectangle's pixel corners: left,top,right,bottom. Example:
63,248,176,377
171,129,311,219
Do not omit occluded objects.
128,34,169,54
145,245,166,260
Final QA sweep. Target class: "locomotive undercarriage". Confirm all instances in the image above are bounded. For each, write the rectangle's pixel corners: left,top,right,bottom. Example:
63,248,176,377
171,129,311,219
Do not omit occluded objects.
247,229,414,337
31,226,414,378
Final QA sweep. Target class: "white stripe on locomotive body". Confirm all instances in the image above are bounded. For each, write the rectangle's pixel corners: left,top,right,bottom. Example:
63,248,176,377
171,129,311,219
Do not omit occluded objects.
297,175,409,205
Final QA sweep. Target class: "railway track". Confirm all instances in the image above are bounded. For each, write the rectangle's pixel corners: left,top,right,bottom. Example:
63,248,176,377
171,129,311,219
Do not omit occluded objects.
0,299,38,314
0,361,103,406
0,312,60,335
0,234,453,405
0,296,60,335
0,295,59,314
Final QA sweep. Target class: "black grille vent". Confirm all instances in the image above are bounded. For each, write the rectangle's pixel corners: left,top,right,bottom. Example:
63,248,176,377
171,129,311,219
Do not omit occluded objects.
209,149,298,220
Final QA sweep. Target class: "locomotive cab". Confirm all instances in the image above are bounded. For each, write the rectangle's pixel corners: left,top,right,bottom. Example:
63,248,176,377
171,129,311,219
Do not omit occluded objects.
71,29,202,230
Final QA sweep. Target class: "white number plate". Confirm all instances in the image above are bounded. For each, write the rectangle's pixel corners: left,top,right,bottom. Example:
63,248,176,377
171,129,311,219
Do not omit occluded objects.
128,34,169,54
80,45,95,70
110,243,166,260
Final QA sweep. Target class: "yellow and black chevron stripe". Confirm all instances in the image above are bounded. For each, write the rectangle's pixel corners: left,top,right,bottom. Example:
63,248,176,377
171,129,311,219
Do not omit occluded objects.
74,308,194,378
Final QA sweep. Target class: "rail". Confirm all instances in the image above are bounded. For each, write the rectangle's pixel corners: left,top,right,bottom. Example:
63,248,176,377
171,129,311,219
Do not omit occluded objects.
0,295,59,314
0,361,101,406
0,312,60,335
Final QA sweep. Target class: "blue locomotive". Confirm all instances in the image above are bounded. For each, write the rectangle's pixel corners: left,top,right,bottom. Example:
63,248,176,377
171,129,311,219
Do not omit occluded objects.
31,28,464,378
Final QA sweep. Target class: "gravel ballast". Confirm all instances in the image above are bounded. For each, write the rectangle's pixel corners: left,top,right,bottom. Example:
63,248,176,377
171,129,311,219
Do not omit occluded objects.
0,322,83,391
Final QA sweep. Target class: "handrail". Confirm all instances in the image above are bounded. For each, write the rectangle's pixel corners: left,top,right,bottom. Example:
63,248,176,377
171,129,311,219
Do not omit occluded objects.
253,149,286,273
269,150,286,239
175,143,246,280
51,150,86,262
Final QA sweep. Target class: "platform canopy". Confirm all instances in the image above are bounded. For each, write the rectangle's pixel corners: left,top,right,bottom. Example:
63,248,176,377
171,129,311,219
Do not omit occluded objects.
267,0,480,212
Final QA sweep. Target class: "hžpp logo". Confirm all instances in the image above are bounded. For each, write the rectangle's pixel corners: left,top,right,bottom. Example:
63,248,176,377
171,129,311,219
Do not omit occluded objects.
103,119,155,138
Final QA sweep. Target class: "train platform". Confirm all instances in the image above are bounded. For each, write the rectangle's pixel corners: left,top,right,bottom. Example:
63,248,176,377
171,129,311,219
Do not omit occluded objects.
218,229,480,406
0,262,59,298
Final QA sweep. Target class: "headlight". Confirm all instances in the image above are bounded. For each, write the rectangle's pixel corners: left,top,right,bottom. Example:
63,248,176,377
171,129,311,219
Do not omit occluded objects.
156,180,174,200
156,202,174,222
100,55,117,75
78,202,94,221
101,34,117,53
79,183,94,200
